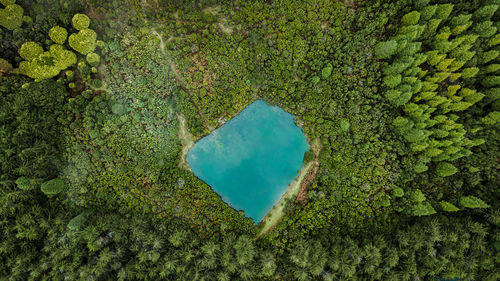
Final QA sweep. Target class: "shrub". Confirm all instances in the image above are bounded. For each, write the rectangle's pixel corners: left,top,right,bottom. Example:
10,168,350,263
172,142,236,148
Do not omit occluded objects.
15,177,38,190
472,5,498,21
420,5,437,21
19,41,43,61
72,13,90,30
393,187,404,197
69,29,97,55
459,196,490,209
481,76,500,87
461,67,479,79
440,200,459,212
434,4,454,20
86,52,100,67
436,162,457,177
49,26,68,44
339,119,350,132
67,212,87,231
383,74,402,88
50,44,77,70
41,178,65,195
473,21,497,38
303,151,314,163
412,202,436,216
0,3,23,30
374,40,398,59
321,63,332,78
401,11,420,26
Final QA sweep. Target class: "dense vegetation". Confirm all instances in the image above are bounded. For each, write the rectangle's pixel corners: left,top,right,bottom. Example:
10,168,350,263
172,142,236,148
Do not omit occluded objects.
1,0,498,280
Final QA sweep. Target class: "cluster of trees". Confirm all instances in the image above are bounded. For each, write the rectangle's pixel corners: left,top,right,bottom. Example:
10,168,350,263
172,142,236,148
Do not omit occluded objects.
376,2,496,175
1,0,499,280
374,1,498,217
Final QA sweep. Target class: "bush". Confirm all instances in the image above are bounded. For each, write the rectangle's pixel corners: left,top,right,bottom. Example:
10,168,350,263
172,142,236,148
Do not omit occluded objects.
69,29,97,55
86,52,100,67
72,13,90,30
459,196,490,209
374,40,398,59
481,76,500,87
393,187,404,197
436,162,457,177
0,3,23,30
19,42,44,61
15,177,38,190
434,4,453,20
420,5,437,21
303,151,314,163
41,178,65,195
401,11,420,26
383,74,402,88
49,26,68,44
67,212,87,231
412,202,436,216
339,119,350,132
321,63,332,78
461,67,479,79
440,200,459,212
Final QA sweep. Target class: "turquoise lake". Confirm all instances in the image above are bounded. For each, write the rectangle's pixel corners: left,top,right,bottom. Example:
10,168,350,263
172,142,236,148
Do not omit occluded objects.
187,100,309,222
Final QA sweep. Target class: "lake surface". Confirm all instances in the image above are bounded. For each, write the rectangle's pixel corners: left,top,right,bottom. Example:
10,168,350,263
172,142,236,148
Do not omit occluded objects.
187,100,309,222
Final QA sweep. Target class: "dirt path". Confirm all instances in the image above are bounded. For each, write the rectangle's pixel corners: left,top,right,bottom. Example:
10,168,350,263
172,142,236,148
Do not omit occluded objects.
178,114,194,171
258,138,322,237
151,29,212,131
258,161,314,236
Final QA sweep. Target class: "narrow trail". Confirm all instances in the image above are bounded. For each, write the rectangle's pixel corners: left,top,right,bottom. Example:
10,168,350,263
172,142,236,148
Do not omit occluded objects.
151,29,212,131
258,138,322,237
258,161,315,237
178,114,194,171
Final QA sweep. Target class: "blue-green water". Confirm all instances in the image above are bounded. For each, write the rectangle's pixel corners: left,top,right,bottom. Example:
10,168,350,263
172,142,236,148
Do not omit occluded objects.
187,100,309,222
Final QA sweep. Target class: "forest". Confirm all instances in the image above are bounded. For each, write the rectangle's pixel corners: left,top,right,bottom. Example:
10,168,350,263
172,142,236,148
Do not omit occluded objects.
0,0,499,280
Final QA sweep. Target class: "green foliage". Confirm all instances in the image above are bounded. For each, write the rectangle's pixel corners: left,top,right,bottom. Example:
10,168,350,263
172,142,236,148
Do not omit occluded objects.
434,4,454,20
72,13,90,31
69,28,97,55
440,200,459,212
420,5,437,21
412,202,436,216
15,176,38,191
303,150,314,163
401,11,420,26
436,162,457,177
0,3,23,30
482,111,500,124
49,26,68,44
0,0,16,5
41,178,65,195
1,2,499,281
19,44,77,80
459,196,490,209
321,63,332,78
19,41,44,61
461,67,479,79
339,119,350,132
86,52,100,67
472,5,498,21
393,187,404,197
67,212,87,231
374,40,398,59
